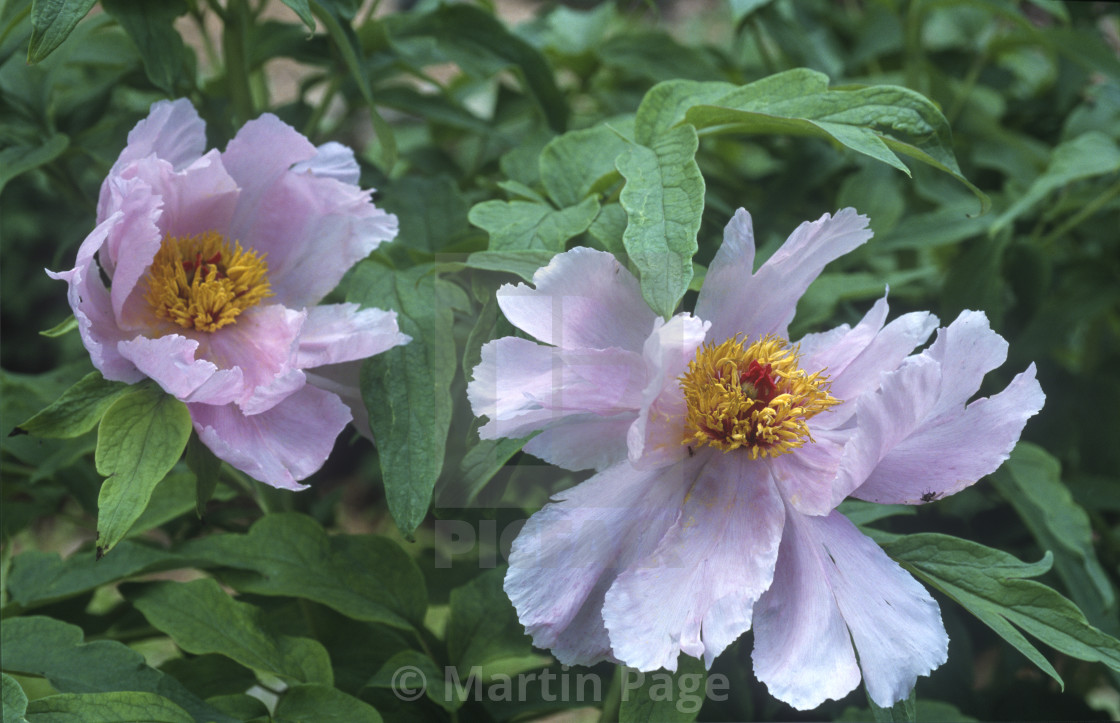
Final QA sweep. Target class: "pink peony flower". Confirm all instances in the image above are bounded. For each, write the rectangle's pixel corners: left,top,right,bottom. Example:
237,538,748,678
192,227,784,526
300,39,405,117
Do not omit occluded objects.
468,208,1045,709
51,99,409,490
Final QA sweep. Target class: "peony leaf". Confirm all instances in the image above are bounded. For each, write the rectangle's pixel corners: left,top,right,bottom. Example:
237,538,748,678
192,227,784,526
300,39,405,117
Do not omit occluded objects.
94,384,192,558
617,123,704,319
278,0,315,31
179,513,427,631
14,371,130,439
132,578,334,686
0,134,69,195
274,684,383,723
27,0,98,63
23,691,193,723
447,568,537,679
539,124,633,207
884,532,1120,688
866,686,916,722
619,655,707,723
2,673,28,723
100,0,190,95
470,196,600,252
0,617,232,723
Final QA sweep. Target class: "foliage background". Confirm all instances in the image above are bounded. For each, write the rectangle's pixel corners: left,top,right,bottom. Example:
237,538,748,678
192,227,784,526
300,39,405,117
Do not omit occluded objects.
2,0,1119,721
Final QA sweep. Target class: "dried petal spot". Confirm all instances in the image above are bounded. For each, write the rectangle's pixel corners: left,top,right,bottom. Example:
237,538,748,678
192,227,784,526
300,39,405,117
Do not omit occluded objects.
679,335,839,459
145,231,271,332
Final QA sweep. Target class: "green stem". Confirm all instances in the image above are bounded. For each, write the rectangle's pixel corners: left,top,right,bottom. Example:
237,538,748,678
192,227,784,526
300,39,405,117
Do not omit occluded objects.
904,0,925,91
600,666,623,723
303,75,342,139
222,0,255,125
1041,179,1120,248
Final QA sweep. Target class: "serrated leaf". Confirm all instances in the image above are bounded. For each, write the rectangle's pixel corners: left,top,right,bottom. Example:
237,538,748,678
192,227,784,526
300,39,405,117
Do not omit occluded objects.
24,691,193,723
95,385,192,556
2,673,29,723
617,123,704,318
274,684,383,723
27,0,99,62
133,578,333,686
540,124,633,207
15,371,130,439
619,656,706,723
351,263,464,536
0,135,69,195
884,533,1120,687
100,0,190,94
470,196,600,252
0,617,232,723
179,513,427,630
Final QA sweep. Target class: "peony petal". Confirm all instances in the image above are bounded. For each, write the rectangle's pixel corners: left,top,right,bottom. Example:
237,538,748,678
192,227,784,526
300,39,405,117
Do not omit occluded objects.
47,214,144,383
306,361,370,439
752,506,861,711
701,208,872,342
291,141,361,184
922,310,1010,418
94,174,164,327
124,150,241,242
496,247,657,353
295,303,409,369
99,99,206,212
693,208,755,328
194,304,307,415
118,334,244,405
222,114,396,307
768,427,848,515
603,453,785,671
854,363,1044,504
522,415,634,472
627,314,709,470
190,384,352,490
469,337,646,441
505,459,693,666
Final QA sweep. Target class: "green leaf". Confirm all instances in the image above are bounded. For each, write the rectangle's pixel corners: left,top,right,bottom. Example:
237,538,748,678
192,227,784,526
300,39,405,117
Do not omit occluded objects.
27,0,98,62
0,617,233,723
991,131,1120,234
132,578,334,686
992,443,1116,624
180,513,427,630
619,656,708,723
448,434,533,508
539,124,633,207
634,79,737,145
379,176,470,254
0,134,69,195
470,196,600,252
884,533,1120,687
365,649,458,712
867,686,915,722
24,691,193,723
459,250,557,282
279,0,314,32
447,568,536,678
2,673,29,723
100,0,190,95
94,384,192,557
617,123,704,318
15,371,130,439
183,435,222,518
274,684,383,723
351,263,463,537
39,315,78,338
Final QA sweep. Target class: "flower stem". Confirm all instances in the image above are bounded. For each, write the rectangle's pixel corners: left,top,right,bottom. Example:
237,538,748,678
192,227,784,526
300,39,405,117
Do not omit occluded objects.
222,0,256,126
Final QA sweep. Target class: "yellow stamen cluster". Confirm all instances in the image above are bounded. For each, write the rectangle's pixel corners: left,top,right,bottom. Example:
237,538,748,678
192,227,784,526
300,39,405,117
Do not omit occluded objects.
144,231,271,332
679,334,839,459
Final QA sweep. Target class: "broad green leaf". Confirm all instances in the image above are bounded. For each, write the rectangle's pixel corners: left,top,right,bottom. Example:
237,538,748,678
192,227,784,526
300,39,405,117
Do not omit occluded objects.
180,513,427,630
991,131,1120,234
459,250,557,282
837,499,915,526
588,202,629,256
126,470,235,537
0,617,232,723
15,371,130,439
470,196,600,252
0,365,95,480
379,176,470,254
274,684,383,723
278,0,314,31
0,134,68,195
365,649,458,712
884,533,1120,687
867,686,915,722
447,568,536,678
183,434,222,518
841,698,977,722
95,384,192,557
27,0,98,62
633,79,737,145
617,124,704,318
6,541,179,609
352,263,464,536
448,435,534,508
100,0,189,95
540,124,633,207
132,578,334,686
24,691,193,723
2,673,28,723
993,443,1116,624
619,656,707,723
157,655,256,701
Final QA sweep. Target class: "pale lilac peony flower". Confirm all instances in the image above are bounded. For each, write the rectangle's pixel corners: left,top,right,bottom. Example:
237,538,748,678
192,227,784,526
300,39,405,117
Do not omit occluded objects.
50,99,409,490
468,208,1045,709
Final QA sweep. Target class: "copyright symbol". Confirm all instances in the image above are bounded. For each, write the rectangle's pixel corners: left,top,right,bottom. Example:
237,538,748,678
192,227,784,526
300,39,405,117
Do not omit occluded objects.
391,665,427,702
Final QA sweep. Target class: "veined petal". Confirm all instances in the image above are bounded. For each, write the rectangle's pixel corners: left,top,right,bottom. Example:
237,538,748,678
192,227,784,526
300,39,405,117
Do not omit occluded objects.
768,427,847,515
522,414,634,472
701,208,872,342
505,459,692,666
627,314,709,469
469,337,646,441
124,150,241,242
190,384,352,491
496,247,657,353
296,303,410,369
118,334,244,406
603,453,785,670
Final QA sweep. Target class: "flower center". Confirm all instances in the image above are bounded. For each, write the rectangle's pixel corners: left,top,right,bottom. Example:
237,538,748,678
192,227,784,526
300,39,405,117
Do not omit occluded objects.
679,335,839,459
144,231,271,333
